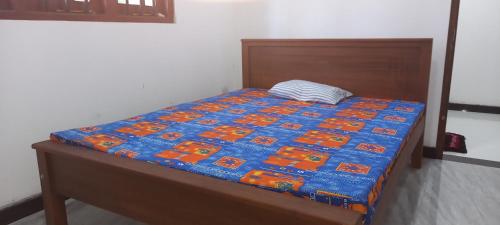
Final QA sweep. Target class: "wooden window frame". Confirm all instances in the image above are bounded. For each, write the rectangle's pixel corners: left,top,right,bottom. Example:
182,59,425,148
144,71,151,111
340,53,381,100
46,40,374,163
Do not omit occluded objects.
0,0,174,23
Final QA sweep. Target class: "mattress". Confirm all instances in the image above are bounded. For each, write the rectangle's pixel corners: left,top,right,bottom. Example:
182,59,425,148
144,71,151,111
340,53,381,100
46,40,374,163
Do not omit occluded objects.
51,88,424,224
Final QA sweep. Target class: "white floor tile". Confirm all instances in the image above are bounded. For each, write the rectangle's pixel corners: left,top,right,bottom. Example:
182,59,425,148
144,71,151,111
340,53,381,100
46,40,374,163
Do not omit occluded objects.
445,110,500,162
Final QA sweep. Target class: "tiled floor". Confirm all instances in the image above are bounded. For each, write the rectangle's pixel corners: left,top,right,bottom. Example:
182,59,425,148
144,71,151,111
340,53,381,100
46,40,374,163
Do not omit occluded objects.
445,110,500,162
10,159,500,225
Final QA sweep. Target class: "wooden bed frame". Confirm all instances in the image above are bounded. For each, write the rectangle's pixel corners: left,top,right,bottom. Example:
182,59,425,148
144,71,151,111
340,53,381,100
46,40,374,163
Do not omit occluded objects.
33,39,432,225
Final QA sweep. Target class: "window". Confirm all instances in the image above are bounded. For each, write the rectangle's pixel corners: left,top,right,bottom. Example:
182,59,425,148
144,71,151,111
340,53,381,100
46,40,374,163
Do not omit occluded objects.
0,0,174,23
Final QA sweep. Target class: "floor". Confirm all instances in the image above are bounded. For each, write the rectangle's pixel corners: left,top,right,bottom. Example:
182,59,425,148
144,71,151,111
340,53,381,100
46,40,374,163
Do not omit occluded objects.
10,159,500,225
445,110,500,162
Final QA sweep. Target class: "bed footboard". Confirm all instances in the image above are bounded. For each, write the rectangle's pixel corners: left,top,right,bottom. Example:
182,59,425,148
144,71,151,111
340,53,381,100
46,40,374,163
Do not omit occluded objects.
33,141,363,225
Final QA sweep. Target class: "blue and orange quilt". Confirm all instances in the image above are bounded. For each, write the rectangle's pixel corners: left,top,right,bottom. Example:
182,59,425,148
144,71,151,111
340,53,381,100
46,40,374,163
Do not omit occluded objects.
51,88,424,224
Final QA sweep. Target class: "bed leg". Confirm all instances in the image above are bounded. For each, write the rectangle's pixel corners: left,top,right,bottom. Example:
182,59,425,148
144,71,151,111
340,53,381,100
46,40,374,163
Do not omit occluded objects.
411,135,424,169
36,151,68,225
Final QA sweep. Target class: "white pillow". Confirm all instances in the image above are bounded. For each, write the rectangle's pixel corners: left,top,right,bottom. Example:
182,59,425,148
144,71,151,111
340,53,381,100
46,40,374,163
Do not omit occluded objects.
268,80,352,105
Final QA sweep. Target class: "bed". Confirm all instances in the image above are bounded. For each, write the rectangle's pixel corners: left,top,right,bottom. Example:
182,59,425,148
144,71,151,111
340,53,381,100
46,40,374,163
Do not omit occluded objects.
33,39,432,225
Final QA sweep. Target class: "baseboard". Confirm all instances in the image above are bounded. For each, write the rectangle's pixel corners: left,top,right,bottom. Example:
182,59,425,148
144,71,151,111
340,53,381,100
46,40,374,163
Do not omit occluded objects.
443,154,500,169
0,195,43,225
448,103,500,114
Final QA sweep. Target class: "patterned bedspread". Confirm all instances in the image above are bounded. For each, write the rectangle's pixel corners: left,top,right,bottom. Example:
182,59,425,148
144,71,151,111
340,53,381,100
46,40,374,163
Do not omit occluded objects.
51,88,424,224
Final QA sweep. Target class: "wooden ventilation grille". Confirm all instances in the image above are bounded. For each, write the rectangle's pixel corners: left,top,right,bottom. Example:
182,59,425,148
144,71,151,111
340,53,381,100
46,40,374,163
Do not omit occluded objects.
21,0,106,14
0,0,174,23
116,0,168,17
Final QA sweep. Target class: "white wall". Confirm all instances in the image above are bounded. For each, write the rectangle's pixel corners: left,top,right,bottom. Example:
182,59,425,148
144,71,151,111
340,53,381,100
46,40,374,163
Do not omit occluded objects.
233,0,451,148
450,0,500,106
0,0,266,208
0,0,451,208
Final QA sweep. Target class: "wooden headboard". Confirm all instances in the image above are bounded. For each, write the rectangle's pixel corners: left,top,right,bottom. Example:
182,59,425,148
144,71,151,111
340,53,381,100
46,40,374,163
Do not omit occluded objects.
242,39,433,103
